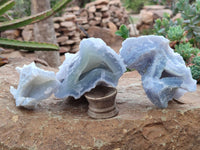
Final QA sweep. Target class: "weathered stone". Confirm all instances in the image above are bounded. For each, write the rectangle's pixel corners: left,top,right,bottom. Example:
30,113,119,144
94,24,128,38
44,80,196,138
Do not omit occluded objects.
54,23,60,29
53,17,64,22
57,36,69,43
88,12,94,20
152,9,173,18
85,0,108,8
140,9,154,24
79,9,88,18
64,31,76,36
59,46,70,54
82,24,90,30
55,32,61,37
76,18,88,24
63,14,76,21
66,6,80,12
96,4,106,9
95,17,101,21
110,5,118,12
95,12,102,18
113,18,119,23
143,5,165,10
60,21,75,28
137,24,152,32
94,0,109,5
128,24,139,36
70,44,79,53
87,26,114,45
108,22,117,35
1,51,22,58
23,25,34,30
115,10,123,18
88,6,96,13
109,0,121,5
1,29,20,39
75,32,81,37
101,5,109,11
102,18,110,24
0,58,200,149
67,26,77,31
89,20,100,26
22,30,33,41
65,40,75,45
71,37,81,43
102,11,110,18
16,37,23,41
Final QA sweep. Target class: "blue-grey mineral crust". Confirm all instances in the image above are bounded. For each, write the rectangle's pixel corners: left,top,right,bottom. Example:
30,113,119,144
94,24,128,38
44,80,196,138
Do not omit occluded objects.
55,38,126,99
10,63,60,109
120,35,197,108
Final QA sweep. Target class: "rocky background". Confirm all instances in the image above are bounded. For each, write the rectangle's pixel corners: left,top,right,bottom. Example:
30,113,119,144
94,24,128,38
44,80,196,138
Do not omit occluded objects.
1,0,129,54
1,0,177,54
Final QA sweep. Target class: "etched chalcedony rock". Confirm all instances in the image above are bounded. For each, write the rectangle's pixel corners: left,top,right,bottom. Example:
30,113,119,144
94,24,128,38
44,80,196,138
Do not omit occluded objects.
55,38,126,99
120,35,197,108
10,63,60,109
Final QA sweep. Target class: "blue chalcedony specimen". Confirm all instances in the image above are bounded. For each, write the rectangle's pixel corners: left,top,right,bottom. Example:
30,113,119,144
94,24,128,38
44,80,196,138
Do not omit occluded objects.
55,38,126,99
10,62,60,109
120,35,197,108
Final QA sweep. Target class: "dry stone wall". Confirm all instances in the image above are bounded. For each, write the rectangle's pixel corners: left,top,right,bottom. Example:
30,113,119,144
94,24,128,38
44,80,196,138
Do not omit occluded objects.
1,0,128,54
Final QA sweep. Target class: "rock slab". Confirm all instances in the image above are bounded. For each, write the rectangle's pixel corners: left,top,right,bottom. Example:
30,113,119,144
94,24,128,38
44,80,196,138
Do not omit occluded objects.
0,58,200,150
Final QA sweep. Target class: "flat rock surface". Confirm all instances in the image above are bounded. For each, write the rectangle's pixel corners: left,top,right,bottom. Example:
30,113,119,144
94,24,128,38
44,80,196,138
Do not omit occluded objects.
0,58,200,150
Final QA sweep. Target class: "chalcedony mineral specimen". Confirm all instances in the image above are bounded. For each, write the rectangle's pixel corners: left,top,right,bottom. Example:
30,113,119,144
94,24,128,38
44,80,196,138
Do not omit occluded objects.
55,38,126,99
10,62,60,109
120,35,197,108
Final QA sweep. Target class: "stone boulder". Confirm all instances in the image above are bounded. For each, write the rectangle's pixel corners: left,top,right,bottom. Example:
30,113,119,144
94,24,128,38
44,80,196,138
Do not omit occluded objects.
87,26,115,45
137,5,173,33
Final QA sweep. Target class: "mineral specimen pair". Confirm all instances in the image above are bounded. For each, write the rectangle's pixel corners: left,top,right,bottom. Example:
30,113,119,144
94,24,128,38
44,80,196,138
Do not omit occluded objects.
10,36,197,109
10,38,126,109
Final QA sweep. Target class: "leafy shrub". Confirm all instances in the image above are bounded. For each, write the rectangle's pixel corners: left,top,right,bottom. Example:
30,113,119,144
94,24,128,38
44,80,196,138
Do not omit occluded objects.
121,0,146,13
175,43,200,62
10,0,62,18
115,24,129,39
190,56,200,82
167,25,184,41
154,13,184,39
176,0,200,47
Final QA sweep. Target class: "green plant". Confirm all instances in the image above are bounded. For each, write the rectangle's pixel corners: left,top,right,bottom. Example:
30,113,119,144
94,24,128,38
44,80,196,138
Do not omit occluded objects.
154,13,184,39
190,56,200,82
167,25,184,41
175,43,200,62
121,0,145,13
10,0,63,18
176,0,200,47
115,24,129,40
0,0,71,51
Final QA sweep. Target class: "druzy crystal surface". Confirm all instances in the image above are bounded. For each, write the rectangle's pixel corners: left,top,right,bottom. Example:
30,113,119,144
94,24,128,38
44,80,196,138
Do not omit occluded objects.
120,35,197,108
55,38,126,99
10,63,60,109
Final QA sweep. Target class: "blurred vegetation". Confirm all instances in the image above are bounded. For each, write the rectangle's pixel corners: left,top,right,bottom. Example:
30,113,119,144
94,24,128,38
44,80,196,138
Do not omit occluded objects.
10,0,64,18
115,24,129,39
121,0,175,13
9,0,97,18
